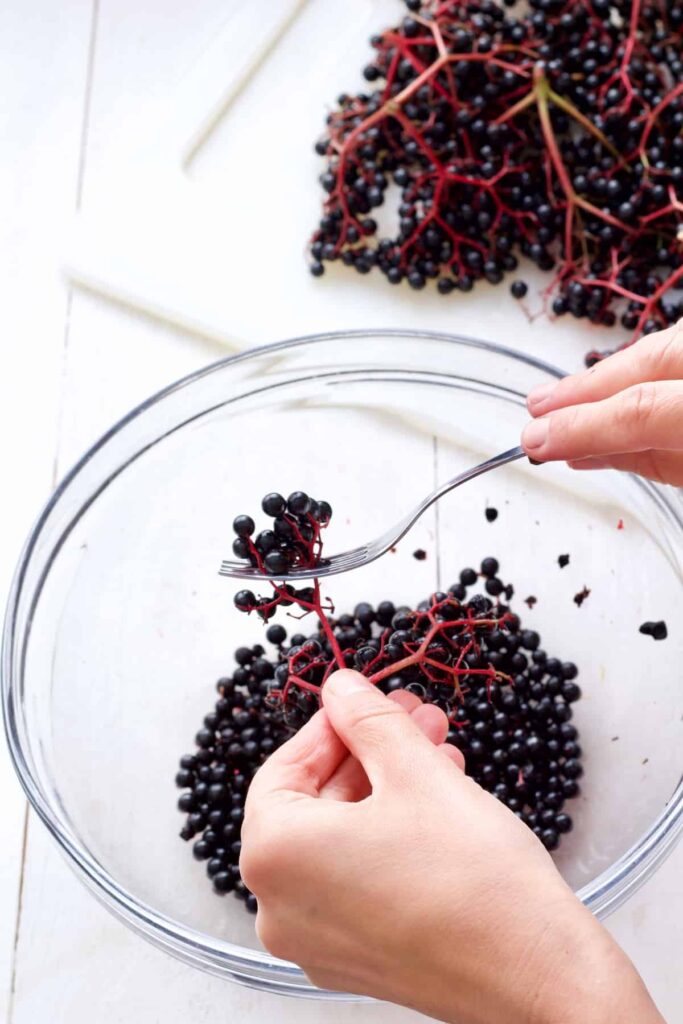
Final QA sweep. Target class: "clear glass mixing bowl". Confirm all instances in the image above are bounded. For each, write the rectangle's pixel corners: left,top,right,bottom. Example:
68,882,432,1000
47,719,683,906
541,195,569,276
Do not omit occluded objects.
3,331,682,998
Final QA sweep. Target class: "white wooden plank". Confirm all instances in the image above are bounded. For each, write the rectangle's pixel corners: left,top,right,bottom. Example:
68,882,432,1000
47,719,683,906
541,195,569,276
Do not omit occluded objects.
5,0,683,1021
0,2,94,1020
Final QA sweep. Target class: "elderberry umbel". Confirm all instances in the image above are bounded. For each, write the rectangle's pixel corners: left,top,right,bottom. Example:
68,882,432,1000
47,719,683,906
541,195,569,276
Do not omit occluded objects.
231,491,334,625
177,493,583,912
309,0,683,362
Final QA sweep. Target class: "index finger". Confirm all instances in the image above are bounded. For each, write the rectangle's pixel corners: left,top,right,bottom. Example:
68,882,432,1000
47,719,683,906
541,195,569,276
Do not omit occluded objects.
522,380,683,462
247,706,347,804
527,321,683,416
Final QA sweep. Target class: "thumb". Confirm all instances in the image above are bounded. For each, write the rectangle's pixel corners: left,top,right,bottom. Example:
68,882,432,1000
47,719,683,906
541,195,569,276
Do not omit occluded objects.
321,669,438,789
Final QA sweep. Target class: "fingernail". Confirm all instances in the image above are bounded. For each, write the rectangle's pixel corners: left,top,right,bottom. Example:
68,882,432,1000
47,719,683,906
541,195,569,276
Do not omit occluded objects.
527,382,556,410
323,670,372,701
522,417,549,452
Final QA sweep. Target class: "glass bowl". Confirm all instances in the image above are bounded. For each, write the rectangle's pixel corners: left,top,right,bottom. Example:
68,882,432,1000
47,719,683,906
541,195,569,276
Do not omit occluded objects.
3,330,682,998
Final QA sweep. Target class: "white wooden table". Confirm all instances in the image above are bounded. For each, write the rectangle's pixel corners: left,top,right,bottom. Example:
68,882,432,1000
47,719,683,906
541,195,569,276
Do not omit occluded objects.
1,3,681,1022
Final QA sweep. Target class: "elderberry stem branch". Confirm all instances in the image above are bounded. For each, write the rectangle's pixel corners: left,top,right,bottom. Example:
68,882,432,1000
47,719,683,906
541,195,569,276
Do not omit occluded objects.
312,578,346,671
493,89,536,126
546,87,622,163
632,263,683,338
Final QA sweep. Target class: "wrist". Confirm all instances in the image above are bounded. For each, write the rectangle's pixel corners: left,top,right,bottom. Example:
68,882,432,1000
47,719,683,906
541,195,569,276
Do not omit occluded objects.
517,901,664,1024
429,892,663,1024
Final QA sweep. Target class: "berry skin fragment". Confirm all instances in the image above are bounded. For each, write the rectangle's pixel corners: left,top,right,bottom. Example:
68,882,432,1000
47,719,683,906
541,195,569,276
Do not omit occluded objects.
639,620,668,641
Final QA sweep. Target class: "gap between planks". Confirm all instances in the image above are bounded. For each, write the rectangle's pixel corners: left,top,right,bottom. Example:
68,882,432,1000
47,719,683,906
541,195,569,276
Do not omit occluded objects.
8,2,101,1019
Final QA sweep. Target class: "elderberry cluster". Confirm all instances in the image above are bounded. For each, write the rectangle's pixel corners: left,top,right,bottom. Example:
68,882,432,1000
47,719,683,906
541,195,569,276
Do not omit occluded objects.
232,490,332,620
310,0,683,360
177,555,584,913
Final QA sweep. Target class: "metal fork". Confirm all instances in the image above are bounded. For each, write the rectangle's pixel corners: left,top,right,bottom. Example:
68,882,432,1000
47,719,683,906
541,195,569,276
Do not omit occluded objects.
218,445,526,581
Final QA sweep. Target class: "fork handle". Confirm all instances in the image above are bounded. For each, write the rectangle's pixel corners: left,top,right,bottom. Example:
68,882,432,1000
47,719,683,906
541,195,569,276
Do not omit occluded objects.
387,445,528,553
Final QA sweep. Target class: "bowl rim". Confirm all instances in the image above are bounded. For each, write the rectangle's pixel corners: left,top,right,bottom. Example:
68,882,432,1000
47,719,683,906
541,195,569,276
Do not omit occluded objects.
3,328,682,990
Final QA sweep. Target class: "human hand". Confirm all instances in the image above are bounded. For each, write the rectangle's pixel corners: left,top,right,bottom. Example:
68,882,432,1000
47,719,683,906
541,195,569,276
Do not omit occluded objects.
522,321,683,486
241,671,662,1024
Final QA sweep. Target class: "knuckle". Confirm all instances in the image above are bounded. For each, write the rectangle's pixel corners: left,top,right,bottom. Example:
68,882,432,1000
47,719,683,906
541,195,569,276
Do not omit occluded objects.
347,700,410,746
349,699,405,731
549,404,584,448
642,322,683,377
619,382,658,429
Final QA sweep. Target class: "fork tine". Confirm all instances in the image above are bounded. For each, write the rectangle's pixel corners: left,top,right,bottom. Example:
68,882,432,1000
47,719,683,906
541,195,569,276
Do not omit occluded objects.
217,547,370,580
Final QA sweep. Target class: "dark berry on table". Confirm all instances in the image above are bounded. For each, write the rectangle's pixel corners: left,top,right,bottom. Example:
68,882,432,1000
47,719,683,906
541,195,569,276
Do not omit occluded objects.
563,758,584,780
213,872,234,893
307,1,683,360
573,586,591,607
555,813,573,834
521,630,540,651
639,620,668,640
541,828,560,851
376,600,396,626
413,548,427,560
558,554,570,568
195,728,214,749
485,506,498,522
192,840,213,861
